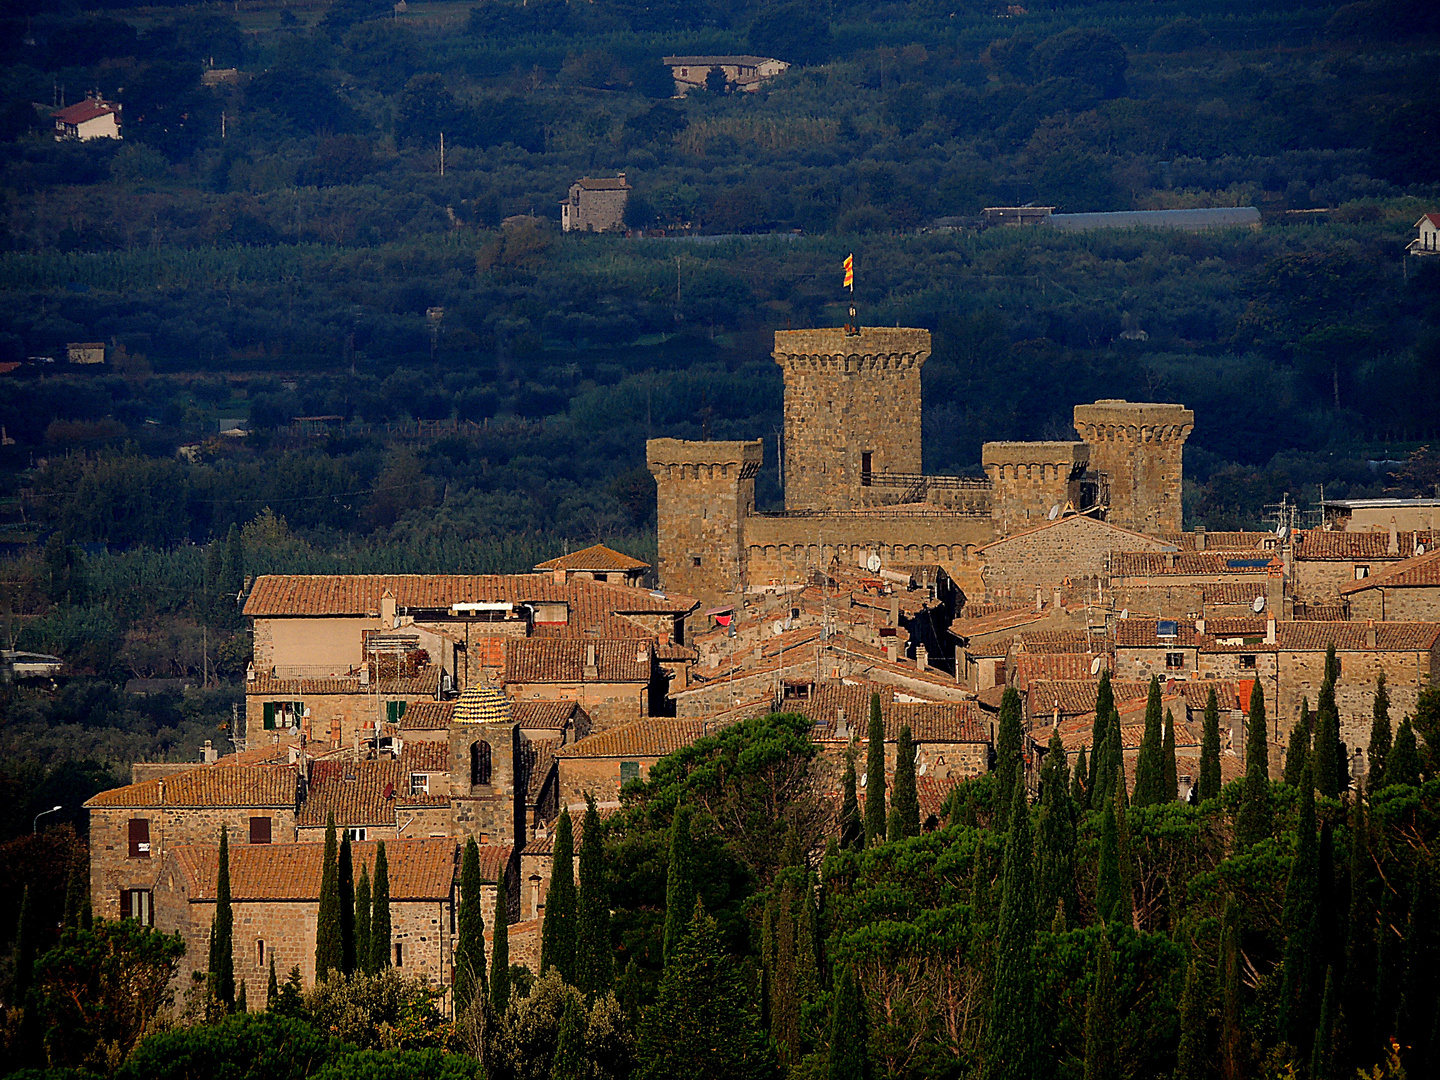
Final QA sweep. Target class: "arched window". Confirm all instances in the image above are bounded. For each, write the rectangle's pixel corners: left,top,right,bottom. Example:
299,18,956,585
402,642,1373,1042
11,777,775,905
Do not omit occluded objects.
470,741,492,786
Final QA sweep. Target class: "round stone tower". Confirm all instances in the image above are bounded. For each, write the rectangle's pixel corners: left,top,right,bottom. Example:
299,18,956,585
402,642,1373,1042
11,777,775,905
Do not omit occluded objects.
1073,400,1194,534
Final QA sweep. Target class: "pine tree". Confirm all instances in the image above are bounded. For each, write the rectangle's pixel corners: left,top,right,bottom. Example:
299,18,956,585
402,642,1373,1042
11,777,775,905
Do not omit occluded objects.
1367,675,1392,790
839,740,862,850
1177,954,1206,1080
995,687,1024,829
1134,676,1165,806
887,724,920,841
491,870,511,1016
1221,898,1245,1080
1314,654,1343,799
1083,926,1117,1080
209,825,236,1010
864,694,887,844
1311,967,1338,1080
662,804,695,968
542,805,578,982
456,837,487,1009
371,841,391,971
1341,797,1377,1073
1162,707,1178,802
1199,686,1222,802
986,776,1038,1080
1089,671,1114,802
1235,681,1271,849
1279,762,1318,1052
267,954,278,1010
1072,745,1088,805
551,993,589,1080
577,796,613,997
12,884,36,1002
1388,719,1421,786
1284,699,1313,787
827,963,869,1080
338,831,356,975
1037,728,1078,929
315,813,343,979
354,865,372,976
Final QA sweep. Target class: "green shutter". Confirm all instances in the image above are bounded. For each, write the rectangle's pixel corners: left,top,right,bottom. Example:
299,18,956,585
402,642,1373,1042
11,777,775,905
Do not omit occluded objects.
396,701,406,721
294,702,304,728
620,761,640,784
263,702,276,730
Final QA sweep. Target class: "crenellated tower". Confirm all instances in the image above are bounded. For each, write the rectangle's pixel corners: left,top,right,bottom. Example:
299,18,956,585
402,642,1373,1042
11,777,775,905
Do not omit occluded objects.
773,327,930,511
1073,400,1194,534
982,441,1091,536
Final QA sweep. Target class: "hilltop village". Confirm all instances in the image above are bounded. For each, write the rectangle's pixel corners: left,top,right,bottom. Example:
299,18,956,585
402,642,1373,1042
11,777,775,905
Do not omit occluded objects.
85,324,1440,1009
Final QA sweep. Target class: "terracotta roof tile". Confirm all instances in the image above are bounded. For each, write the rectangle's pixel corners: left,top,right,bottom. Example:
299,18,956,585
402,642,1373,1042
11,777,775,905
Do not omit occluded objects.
950,608,1051,640
1275,622,1440,651
917,776,962,821
401,743,449,772
1293,529,1439,561
249,669,439,696
1112,552,1281,577
1023,679,1151,719
1200,582,1271,605
1339,548,1440,594
86,765,297,809
171,839,462,901
533,544,649,573
786,682,990,743
1115,617,1272,650
1155,532,1276,551
519,738,559,803
1013,652,1107,691
1014,630,1102,654
298,758,445,828
1291,603,1351,621
399,701,454,730
512,701,584,730
504,639,652,683
54,100,119,125
555,719,708,759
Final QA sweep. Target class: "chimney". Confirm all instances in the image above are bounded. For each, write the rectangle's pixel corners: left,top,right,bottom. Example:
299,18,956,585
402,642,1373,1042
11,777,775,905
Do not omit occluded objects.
1366,619,1377,648
1195,526,1206,552
1196,617,1205,635
1267,572,1283,618
1388,517,1399,556
886,642,900,664
916,645,928,671
1053,587,1062,611
1035,587,1044,612
584,643,598,680
158,780,165,804
890,596,900,625
360,664,370,685
1165,552,1175,568
552,567,566,585
381,590,397,630
836,707,848,739
1266,614,1276,645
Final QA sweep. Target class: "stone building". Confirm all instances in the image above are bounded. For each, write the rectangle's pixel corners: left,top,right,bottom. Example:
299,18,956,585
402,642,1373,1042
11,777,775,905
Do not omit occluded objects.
553,718,708,808
1340,549,1440,620
503,636,662,734
978,512,1172,600
647,438,763,601
981,441,1092,536
1291,528,1439,602
1073,400,1193,534
561,175,629,233
662,55,789,95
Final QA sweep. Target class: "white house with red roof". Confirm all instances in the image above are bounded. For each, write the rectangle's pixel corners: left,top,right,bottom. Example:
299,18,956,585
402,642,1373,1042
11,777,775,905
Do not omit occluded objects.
1409,213,1440,256
53,94,122,141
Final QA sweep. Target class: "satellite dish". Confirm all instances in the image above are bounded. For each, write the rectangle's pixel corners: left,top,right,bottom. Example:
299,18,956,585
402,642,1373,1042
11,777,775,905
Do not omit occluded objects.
1090,655,1103,675
859,773,867,788
1252,595,1266,613
866,554,882,573
772,622,785,636
918,762,928,776
1120,609,1129,619
1277,524,1287,538
1418,544,1426,556
1048,504,1061,520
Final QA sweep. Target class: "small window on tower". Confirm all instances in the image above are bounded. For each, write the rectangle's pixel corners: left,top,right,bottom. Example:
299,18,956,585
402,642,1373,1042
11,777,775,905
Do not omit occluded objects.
692,556,702,568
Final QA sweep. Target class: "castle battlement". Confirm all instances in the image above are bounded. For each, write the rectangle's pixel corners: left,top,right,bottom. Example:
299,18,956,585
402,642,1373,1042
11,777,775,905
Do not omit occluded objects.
1073,401,1193,534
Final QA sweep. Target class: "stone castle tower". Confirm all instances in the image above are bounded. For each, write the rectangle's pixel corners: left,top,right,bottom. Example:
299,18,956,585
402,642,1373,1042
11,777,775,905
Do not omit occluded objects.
773,327,931,511
982,441,1091,537
1073,400,1194,534
646,438,763,601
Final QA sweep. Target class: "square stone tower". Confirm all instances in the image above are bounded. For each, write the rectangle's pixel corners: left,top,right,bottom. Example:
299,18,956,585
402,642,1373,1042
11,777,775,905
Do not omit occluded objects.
773,327,931,511
982,441,1090,536
1073,400,1194,534
646,438,763,602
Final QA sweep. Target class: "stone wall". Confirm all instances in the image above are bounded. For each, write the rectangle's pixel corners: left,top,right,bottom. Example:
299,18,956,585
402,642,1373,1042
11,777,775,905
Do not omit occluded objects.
980,513,1169,599
555,755,661,809
1074,400,1193,533
245,688,437,751
1348,586,1440,621
1276,645,1439,751
448,722,523,845
773,327,930,512
982,442,1089,537
744,513,993,587
647,438,763,603
505,681,649,733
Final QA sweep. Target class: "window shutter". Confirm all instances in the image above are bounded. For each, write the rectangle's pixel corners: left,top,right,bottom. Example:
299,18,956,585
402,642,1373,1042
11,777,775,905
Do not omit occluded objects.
128,818,150,858
250,816,272,844
120,890,132,919
294,702,305,726
263,702,276,730
396,701,406,721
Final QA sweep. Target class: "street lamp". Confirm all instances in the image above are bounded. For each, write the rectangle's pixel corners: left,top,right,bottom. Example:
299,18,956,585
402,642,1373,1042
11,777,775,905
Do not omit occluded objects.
33,805,62,833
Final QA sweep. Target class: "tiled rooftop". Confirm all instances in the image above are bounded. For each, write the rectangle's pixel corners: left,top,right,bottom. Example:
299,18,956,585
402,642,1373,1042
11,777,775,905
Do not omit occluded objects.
1294,529,1438,561
1339,548,1440,593
399,701,454,730
504,639,653,683
533,544,649,572
554,719,708,759
86,765,298,809
171,838,464,901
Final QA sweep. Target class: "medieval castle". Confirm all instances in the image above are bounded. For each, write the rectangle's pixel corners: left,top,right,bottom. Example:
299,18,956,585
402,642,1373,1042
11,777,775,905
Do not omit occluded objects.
646,325,1195,601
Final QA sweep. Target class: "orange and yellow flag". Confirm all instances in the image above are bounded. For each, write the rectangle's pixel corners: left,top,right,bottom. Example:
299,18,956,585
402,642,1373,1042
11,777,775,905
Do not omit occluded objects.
843,253,854,291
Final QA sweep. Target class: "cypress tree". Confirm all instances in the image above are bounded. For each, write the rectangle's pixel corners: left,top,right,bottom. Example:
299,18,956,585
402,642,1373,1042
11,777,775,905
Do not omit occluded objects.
1388,719,1421,786
662,804,695,967
1037,728,1078,929
986,776,1038,1080
1096,795,1131,928
63,862,85,929
995,687,1024,829
490,871,511,1016
1089,671,1114,800
456,837,487,1010
267,954,278,1009
1199,686,1222,802
1279,762,1319,1052
576,796,613,997
354,865,372,976
1161,706,1179,803
827,964,869,1080
887,724,920,841
771,877,800,1063
1341,798,1377,1073
1314,659,1343,799
223,522,245,602
797,875,820,1009
1177,954,1206,1080
839,740,862,850
1367,675,1392,790
1072,745,1088,805
1083,926,1117,1080
1284,699,1313,787
551,993,589,1080
371,841,391,971
315,813,343,979
1235,681,1271,849
1311,967,1338,1080
1398,862,1440,1079
338,831,356,975
864,694,887,844
236,980,248,1014
209,824,236,1010
1093,710,1123,811
1221,898,1245,1080
542,805,578,982
12,884,36,1002
1134,676,1165,806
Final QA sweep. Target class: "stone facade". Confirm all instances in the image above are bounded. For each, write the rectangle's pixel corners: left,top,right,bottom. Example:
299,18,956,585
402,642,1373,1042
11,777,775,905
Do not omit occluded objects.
982,442,1090,537
773,327,930,512
448,721,524,846
560,176,629,233
646,438,762,603
978,513,1171,600
744,513,993,587
1074,400,1193,534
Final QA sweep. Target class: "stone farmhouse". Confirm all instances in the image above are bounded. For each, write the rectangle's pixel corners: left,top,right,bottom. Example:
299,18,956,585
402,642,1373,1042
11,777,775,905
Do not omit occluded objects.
662,55,789,95
560,175,629,233
53,94,121,141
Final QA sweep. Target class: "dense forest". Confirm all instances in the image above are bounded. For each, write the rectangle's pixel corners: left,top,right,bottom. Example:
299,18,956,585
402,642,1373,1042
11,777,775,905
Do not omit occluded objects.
3,689,1439,1079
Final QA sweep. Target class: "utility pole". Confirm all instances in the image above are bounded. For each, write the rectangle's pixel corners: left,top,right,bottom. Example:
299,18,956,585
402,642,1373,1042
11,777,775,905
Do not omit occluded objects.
439,132,445,176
